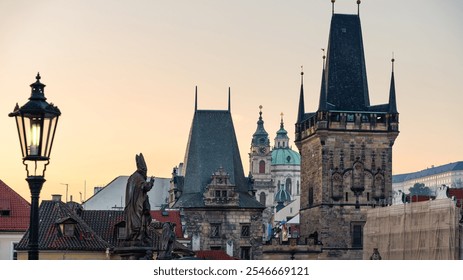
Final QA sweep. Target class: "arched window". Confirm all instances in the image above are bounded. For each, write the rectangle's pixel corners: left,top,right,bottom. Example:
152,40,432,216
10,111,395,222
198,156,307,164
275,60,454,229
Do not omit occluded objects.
259,160,265,174
285,178,292,195
259,192,266,206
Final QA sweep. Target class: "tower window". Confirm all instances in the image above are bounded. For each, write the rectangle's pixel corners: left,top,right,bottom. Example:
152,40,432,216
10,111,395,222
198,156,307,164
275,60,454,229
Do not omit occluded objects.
352,223,364,248
285,178,292,195
259,160,265,174
259,192,266,206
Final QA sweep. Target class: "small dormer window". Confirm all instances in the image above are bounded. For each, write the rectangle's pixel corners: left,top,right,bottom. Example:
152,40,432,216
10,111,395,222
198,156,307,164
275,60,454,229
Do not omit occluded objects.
61,223,75,237
56,217,77,237
0,210,10,216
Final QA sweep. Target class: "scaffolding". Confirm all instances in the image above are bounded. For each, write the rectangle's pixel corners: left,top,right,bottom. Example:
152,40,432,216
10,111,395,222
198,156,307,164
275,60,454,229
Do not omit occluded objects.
363,198,461,259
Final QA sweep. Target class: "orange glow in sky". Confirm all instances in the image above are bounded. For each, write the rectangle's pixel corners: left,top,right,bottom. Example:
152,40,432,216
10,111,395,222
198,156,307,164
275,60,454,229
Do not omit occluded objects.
1,1,462,202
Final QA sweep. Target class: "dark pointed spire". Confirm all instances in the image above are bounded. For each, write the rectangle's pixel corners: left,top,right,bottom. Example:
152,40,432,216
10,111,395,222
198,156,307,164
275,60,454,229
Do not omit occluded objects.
388,56,398,114
252,105,269,146
280,112,284,129
318,50,327,111
228,87,231,112
194,86,198,111
297,67,305,123
332,0,335,15
357,0,361,16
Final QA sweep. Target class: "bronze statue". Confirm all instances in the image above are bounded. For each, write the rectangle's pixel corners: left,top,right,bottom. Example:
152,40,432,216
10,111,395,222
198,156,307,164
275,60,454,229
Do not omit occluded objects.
124,153,154,244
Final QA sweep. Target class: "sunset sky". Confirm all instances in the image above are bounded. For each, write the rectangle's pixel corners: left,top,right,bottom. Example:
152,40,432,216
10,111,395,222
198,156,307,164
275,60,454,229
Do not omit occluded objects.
1,0,462,203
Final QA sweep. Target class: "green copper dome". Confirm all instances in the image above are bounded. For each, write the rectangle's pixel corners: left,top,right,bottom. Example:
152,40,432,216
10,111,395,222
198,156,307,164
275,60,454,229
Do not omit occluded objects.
271,148,301,165
274,187,291,203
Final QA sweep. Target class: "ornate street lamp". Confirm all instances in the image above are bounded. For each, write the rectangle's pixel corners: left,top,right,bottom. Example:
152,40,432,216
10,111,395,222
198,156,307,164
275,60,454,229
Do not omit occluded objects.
9,73,61,260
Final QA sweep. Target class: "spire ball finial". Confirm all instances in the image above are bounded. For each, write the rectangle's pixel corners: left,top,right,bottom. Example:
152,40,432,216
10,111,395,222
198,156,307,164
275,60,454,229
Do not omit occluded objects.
357,0,361,4
259,105,263,111
301,65,304,76
36,72,41,81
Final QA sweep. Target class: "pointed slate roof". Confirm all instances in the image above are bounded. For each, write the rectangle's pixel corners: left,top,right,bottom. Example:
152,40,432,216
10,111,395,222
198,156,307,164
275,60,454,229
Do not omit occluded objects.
297,72,306,123
297,11,399,125
0,180,30,232
324,14,370,111
174,109,263,208
318,64,328,111
388,59,398,114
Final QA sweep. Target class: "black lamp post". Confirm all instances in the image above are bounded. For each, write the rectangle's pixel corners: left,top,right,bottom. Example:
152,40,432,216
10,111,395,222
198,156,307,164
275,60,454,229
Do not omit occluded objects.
9,73,61,260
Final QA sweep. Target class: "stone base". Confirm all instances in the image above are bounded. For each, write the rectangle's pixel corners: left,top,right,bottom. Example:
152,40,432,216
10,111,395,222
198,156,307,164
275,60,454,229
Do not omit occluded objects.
113,246,154,260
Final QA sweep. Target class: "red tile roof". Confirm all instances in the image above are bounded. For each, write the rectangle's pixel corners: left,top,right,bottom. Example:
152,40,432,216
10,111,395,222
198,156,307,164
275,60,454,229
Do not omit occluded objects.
151,210,183,238
0,179,30,231
195,250,238,260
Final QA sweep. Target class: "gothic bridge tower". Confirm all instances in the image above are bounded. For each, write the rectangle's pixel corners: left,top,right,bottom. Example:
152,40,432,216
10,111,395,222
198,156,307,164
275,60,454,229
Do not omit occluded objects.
294,1,399,259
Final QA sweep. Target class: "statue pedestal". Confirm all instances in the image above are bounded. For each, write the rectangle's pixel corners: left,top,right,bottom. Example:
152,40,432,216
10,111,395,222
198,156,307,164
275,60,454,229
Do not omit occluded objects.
114,244,154,260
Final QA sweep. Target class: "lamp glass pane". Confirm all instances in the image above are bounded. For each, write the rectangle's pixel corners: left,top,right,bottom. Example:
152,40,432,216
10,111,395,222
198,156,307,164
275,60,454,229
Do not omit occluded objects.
15,115,26,158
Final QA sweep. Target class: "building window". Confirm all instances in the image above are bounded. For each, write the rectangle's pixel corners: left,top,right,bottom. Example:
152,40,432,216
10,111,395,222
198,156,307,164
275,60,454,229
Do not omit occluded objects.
259,192,266,206
259,160,266,174
286,178,292,195
215,190,227,198
211,224,221,238
352,223,364,248
297,181,300,195
59,223,76,237
240,247,251,260
241,224,250,237
308,187,314,206
0,210,11,216
210,246,222,250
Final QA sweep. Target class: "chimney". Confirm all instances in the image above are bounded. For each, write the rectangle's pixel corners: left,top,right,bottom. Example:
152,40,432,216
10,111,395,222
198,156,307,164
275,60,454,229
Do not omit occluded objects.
52,194,62,202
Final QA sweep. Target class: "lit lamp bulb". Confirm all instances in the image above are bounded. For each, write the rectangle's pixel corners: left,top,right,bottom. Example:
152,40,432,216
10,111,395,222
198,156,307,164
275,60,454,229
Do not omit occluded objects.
29,118,41,156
